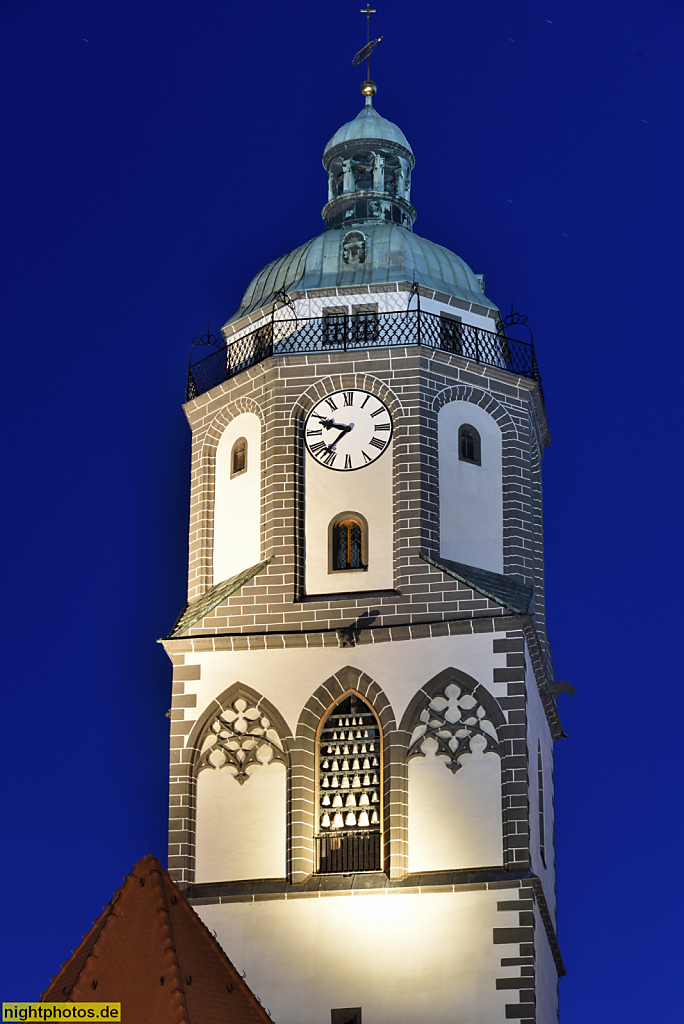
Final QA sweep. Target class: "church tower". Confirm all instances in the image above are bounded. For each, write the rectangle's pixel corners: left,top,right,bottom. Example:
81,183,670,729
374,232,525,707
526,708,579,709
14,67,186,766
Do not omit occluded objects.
162,72,565,1024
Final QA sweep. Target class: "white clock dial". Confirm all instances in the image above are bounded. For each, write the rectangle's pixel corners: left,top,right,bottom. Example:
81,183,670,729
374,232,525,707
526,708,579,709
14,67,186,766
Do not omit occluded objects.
304,389,393,471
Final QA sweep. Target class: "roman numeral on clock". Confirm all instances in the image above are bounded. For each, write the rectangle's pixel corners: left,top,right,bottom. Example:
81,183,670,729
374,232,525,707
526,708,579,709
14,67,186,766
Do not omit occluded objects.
345,455,353,470
369,436,386,450
321,448,336,467
309,441,327,455
374,422,391,431
370,407,385,418
324,397,338,411
307,429,322,436
343,391,354,406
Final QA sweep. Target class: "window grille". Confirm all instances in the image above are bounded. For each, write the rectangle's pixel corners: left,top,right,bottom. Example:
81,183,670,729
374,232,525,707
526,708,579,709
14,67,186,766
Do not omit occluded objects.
323,307,348,345
316,693,381,873
333,518,364,570
352,303,379,344
231,437,247,476
440,313,464,353
458,424,481,465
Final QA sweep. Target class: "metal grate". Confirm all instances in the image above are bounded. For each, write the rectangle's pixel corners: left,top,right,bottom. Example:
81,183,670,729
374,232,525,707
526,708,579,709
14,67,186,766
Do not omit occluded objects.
186,308,541,401
316,830,381,873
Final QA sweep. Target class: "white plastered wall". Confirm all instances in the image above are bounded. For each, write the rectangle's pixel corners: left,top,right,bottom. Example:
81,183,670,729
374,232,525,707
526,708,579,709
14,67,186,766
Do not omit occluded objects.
408,736,503,871
439,400,503,572
304,444,393,594
186,633,508,744
213,412,261,583
186,634,508,883
195,760,286,882
198,889,516,1024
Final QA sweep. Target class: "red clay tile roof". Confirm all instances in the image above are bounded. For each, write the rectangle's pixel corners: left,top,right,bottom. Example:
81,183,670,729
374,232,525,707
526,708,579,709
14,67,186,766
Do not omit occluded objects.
41,855,273,1024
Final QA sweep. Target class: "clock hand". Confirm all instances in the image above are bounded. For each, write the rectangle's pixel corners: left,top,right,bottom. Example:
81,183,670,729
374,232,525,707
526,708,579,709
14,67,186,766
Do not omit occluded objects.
314,414,354,432
328,423,355,450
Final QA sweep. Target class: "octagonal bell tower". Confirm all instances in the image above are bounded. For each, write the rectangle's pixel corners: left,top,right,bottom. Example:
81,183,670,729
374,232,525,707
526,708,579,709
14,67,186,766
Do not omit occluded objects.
162,78,565,1024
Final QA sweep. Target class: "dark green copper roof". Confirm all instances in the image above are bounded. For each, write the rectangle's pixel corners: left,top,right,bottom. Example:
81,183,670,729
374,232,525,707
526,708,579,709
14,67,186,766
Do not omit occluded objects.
420,554,533,615
224,222,497,327
167,558,274,638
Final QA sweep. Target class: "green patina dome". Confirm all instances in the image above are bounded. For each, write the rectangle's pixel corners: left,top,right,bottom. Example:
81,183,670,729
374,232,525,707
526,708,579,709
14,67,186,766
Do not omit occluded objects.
225,222,496,326
224,96,496,327
323,100,413,157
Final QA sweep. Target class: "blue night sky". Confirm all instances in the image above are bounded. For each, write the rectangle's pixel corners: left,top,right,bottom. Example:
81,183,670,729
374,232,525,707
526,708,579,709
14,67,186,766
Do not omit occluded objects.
2,0,683,1019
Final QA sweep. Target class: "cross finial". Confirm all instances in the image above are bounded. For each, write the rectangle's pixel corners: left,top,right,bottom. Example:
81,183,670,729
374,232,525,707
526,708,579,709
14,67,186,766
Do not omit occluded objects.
353,4,381,96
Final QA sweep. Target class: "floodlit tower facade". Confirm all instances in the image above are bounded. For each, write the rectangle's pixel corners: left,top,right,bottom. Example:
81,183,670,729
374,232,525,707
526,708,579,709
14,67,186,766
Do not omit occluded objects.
162,82,564,1024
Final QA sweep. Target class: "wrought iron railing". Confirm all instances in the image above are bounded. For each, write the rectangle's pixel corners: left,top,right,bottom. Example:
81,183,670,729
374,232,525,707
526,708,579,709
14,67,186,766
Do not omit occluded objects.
315,830,381,873
186,308,541,402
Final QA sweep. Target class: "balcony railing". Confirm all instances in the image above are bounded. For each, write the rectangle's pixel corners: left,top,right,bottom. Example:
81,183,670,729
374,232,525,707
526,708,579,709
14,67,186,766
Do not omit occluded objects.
186,308,541,402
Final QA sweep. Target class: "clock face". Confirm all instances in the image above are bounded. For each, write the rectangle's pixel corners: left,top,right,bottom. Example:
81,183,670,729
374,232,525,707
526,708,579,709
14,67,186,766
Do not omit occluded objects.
304,389,393,471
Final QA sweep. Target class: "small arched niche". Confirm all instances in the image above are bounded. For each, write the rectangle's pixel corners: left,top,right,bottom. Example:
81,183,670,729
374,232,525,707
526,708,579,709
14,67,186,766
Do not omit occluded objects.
231,436,248,477
342,231,366,266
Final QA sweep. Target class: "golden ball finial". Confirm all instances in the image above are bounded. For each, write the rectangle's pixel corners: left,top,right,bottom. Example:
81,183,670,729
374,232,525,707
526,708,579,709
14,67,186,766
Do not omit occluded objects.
360,80,377,97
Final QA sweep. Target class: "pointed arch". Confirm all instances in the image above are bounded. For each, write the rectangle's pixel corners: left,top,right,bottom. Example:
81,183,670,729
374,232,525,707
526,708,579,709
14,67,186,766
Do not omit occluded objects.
400,668,506,874
290,667,403,882
399,666,506,751
190,683,293,884
188,681,293,776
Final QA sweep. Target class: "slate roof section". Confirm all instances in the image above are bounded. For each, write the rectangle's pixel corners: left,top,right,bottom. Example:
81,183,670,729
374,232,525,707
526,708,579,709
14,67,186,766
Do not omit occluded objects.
41,855,273,1024
420,553,533,614
168,558,274,638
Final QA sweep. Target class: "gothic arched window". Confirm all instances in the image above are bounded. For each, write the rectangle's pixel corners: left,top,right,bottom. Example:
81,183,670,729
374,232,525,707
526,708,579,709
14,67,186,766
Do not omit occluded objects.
458,424,481,465
231,437,247,477
316,692,381,872
332,515,366,571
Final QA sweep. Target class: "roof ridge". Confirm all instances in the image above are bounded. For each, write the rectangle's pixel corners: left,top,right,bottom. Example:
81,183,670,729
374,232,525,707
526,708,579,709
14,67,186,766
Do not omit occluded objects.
150,863,190,1024
42,855,274,1023
168,873,270,1019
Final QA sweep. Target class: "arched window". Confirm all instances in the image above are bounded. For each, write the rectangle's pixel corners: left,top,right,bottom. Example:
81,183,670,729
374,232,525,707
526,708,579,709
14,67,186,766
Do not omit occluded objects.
316,692,381,873
231,437,247,477
458,424,481,465
342,231,366,265
332,515,366,571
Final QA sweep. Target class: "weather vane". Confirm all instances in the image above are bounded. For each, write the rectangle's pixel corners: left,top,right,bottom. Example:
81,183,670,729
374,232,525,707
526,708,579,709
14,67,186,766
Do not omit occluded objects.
353,4,382,94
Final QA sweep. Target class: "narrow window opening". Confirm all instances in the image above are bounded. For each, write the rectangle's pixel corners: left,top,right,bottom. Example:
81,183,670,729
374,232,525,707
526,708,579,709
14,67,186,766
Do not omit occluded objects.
317,693,381,873
538,742,546,868
440,312,463,353
458,424,481,465
352,303,379,344
231,437,248,477
332,517,366,571
323,306,348,346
